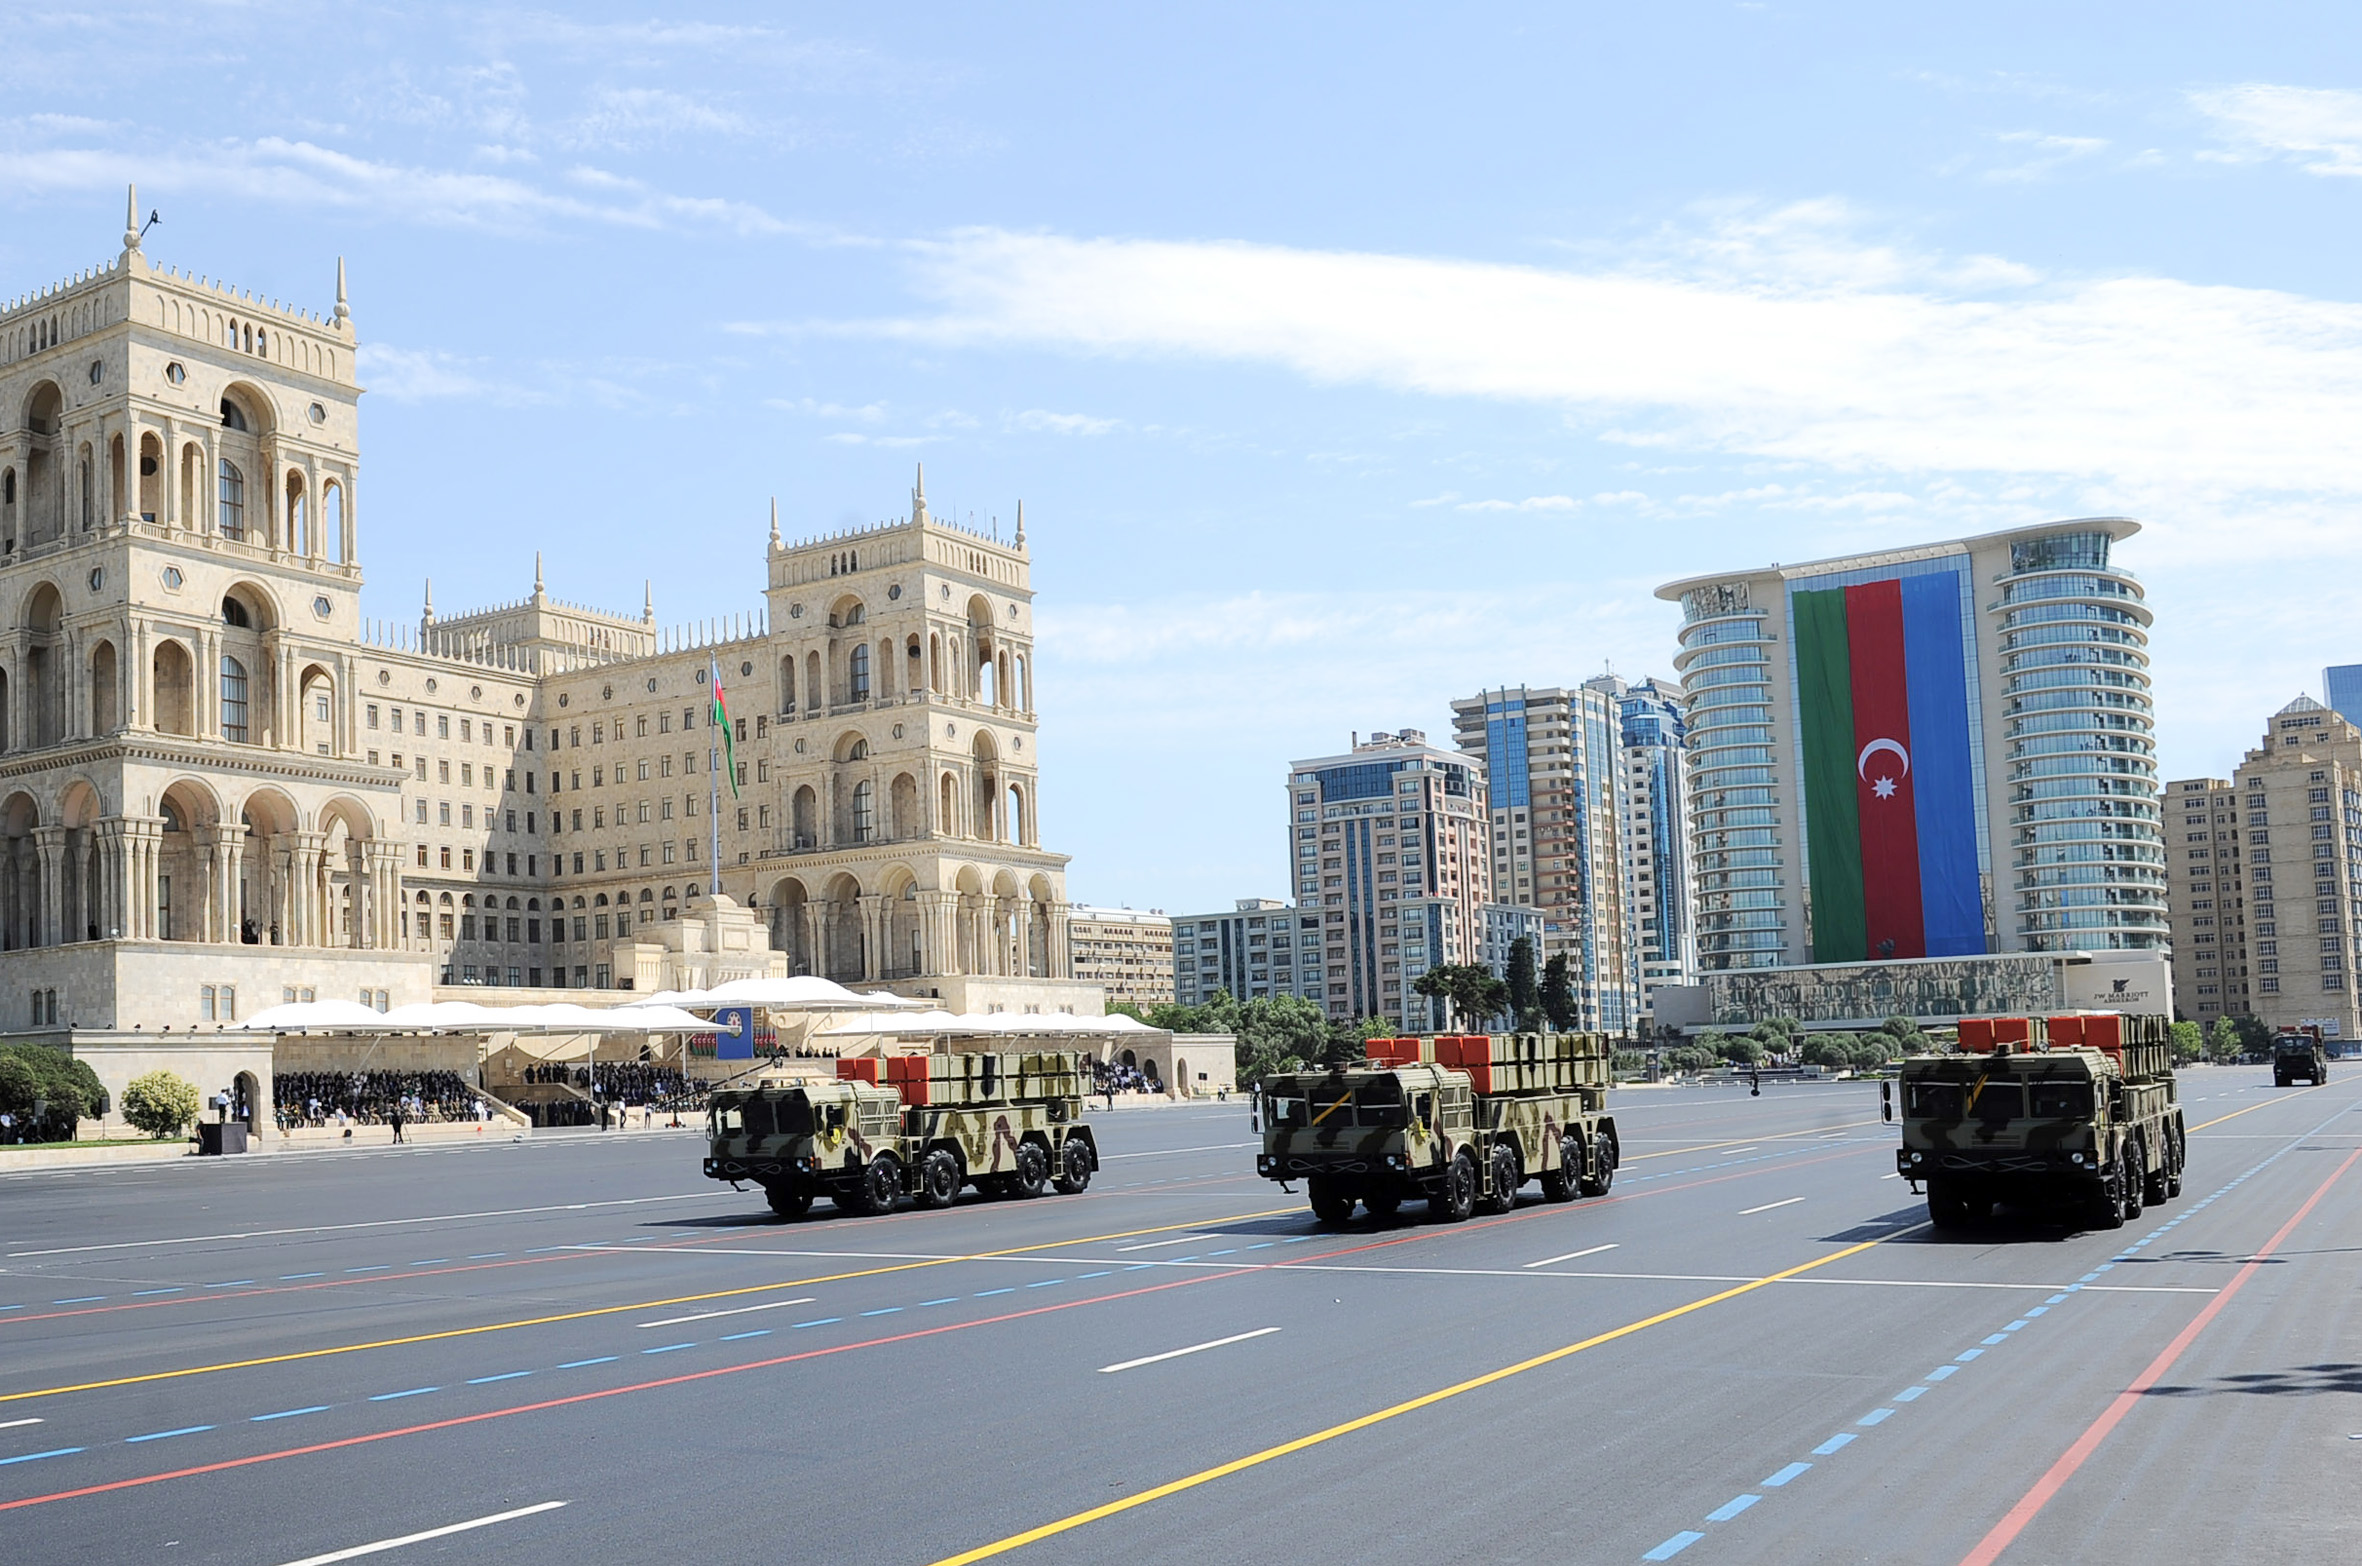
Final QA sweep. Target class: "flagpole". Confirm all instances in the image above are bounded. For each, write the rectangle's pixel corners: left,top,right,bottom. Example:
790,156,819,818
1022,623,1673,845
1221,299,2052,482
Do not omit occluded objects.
708,654,721,899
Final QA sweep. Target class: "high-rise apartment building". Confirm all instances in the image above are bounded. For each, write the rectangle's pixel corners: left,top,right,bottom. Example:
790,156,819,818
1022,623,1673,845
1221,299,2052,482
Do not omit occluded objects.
2325,664,2362,727
1287,731,1490,1028
1587,673,1693,1024
1066,906,1174,1009
1656,520,2166,973
2163,775,2248,1026
1449,688,1635,1032
1169,898,1319,1007
2210,697,2362,1041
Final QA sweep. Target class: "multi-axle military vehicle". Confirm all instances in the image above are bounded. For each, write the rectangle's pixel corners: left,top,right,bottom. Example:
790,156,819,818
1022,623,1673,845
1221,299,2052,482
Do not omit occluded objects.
1254,1032,1618,1222
704,1048,1099,1218
2273,1026,2330,1087
1891,1013,2184,1232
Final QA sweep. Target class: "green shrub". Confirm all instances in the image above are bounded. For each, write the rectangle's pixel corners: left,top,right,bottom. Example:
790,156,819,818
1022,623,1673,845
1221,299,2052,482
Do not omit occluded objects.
0,1043,106,1140
121,1071,201,1140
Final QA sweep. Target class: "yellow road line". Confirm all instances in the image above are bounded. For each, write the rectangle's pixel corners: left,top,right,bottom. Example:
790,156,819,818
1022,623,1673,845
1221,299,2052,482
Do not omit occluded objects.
928,1233,1895,1566
2190,1096,2301,1133
0,1205,1301,1406
1625,1117,1885,1163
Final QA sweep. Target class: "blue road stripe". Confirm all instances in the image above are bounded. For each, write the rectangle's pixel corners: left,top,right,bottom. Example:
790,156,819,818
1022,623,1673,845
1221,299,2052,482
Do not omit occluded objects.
1705,1494,1760,1522
1894,1386,1928,1402
411,1259,448,1266
368,1387,439,1401
467,1372,532,1385
2023,1306,2049,1318
1206,1249,1237,1256
252,1406,331,1421
1026,1280,1064,1288
0,1447,83,1465
861,1308,903,1317
975,1289,1015,1298
642,1343,694,1355
1812,1434,1856,1456
720,1330,772,1341
344,1265,391,1274
1123,1265,1154,1271
127,1425,213,1442
918,1298,960,1307
1956,1349,1984,1362
2045,1294,2070,1305
467,1253,505,1259
132,1288,184,1296
1247,1243,1274,1251
1927,1366,1959,1381
558,1357,618,1369
54,1296,105,1304
1643,1531,1705,1560
1075,1272,1112,1280
1858,1408,1895,1426
1762,1462,1811,1487
280,1273,325,1280
1981,1334,2008,1345
2003,1321,2028,1333
206,1281,255,1288
792,1318,842,1328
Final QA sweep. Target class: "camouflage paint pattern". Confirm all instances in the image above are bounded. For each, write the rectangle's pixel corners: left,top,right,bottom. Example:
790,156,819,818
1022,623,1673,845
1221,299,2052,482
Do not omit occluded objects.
1895,1045,2182,1197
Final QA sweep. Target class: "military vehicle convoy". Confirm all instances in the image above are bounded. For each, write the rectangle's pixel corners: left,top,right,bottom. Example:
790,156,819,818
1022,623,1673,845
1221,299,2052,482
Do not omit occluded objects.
1891,1014,2184,1231
2273,1026,2330,1087
1254,1032,1617,1223
703,1048,1099,1218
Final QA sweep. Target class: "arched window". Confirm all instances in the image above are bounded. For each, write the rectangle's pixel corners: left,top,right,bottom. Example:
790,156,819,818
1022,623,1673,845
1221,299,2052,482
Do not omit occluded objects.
849,643,871,702
217,460,245,539
852,780,875,843
221,595,251,628
220,397,249,432
219,655,250,743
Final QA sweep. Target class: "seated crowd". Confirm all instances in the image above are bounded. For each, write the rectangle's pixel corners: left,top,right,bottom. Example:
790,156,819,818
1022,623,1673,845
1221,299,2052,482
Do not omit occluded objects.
272,1070,484,1129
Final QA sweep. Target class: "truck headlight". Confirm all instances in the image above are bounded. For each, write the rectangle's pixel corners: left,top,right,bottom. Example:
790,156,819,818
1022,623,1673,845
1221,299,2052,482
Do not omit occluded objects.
1386,1154,1406,1169
2069,1152,2086,1166
1906,1151,1923,1165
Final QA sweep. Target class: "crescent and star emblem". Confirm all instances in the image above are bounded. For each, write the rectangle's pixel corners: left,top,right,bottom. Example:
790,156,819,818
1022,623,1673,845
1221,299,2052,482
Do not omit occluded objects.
1857,737,1909,801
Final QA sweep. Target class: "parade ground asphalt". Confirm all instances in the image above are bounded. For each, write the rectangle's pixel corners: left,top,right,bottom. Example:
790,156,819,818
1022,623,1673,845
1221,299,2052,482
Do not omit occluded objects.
2,1066,2358,1566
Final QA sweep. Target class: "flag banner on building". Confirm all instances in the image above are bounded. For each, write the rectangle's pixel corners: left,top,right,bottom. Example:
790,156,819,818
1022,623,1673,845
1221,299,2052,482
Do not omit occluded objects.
710,659,739,798
1794,572,1983,963
712,1006,754,1061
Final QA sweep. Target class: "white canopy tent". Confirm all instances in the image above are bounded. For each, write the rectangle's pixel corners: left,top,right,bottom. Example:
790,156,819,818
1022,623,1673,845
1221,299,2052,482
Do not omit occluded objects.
237,1000,709,1035
624,976,929,1012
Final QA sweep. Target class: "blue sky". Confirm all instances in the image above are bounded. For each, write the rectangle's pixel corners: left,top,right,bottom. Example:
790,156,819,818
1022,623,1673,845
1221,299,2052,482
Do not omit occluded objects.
4,4,2359,913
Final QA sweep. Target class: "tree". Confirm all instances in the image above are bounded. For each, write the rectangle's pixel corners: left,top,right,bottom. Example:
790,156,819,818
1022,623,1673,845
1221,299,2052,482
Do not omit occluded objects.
0,1042,105,1142
1879,1015,1927,1053
1716,1034,1767,1066
2205,1016,2243,1064
1539,953,1578,1031
1413,964,1508,1031
1235,994,1331,1080
121,1070,200,1140
2167,1020,2204,1066
1505,937,1541,1031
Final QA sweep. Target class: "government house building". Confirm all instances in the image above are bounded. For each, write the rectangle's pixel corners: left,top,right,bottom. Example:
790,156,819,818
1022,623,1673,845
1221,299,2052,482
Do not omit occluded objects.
0,195,1090,1111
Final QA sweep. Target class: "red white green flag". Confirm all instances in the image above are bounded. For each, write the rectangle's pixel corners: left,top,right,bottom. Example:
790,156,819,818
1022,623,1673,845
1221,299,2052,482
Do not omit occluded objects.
710,658,739,798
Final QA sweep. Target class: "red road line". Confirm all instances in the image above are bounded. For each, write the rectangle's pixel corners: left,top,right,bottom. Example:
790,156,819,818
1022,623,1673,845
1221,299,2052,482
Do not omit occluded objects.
1958,1144,2362,1566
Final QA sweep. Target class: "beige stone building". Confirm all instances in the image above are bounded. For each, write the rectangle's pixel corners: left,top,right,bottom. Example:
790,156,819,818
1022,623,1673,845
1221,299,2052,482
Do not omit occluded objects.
0,195,1095,1122
2163,774,2247,1027
1065,905,1173,1009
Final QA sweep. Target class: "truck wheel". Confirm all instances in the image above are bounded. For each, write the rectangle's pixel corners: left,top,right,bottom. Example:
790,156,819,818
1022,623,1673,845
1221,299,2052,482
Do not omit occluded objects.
2086,1154,2127,1231
853,1155,903,1215
1431,1151,1478,1223
1578,1127,1618,1197
1485,1145,1520,1215
2120,1138,2145,1221
1011,1142,1049,1199
916,1149,961,1209
2164,1122,2185,1199
1540,1135,1581,1202
1363,1189,1403,1220
765,1185,811,1220
1307,1175,1355,1224
2143,1135,2173,1208
1926,1177,1982,1230
1053,1139,1094,1194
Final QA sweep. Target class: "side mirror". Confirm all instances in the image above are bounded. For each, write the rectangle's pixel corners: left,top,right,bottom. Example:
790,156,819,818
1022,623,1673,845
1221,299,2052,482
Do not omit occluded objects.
1880,1080,1893,1123
1248,1088,1260,1135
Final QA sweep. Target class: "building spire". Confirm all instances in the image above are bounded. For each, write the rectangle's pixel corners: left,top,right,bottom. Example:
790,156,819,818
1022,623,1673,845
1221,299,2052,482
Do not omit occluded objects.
533,551,545,596
912,463,928,525
769,496,781,550
123,183,142,252
644,579,654,623
333,256,350,328
1014,500,1026,548
422,578,435,623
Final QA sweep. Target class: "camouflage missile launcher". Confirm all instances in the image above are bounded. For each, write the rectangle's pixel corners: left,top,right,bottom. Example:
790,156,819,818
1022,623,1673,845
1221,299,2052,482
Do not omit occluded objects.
704,1048,1099,1219
1254,1033,1618,1223
2272,1027,2328,1087
1892,1013,2185,1232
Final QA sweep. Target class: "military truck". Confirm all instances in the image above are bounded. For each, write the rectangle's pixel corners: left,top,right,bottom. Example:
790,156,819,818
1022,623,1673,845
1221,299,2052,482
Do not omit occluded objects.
703,1048,1099,1218
2272,1026,2329,1087
1253,1032,1618,1223
1890,1013,2185,1232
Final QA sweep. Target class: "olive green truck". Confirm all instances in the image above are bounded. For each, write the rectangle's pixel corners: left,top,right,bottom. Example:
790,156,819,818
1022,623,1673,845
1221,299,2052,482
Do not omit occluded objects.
704,1049,1098,1218
1254,1032,1618,1222
1892,1013,2184,1232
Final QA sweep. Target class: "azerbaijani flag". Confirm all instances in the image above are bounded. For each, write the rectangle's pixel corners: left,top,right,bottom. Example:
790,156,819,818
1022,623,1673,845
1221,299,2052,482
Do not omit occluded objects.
710,658,739,798
1794,572,1983,963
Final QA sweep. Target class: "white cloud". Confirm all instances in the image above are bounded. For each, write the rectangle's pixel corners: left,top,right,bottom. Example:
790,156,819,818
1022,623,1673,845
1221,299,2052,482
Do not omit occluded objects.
1456,494,1579,512
0,135,786,237
1980,130,2110,183
1007,408,1120,436
2190,83,2362,176
846,217,2362,500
